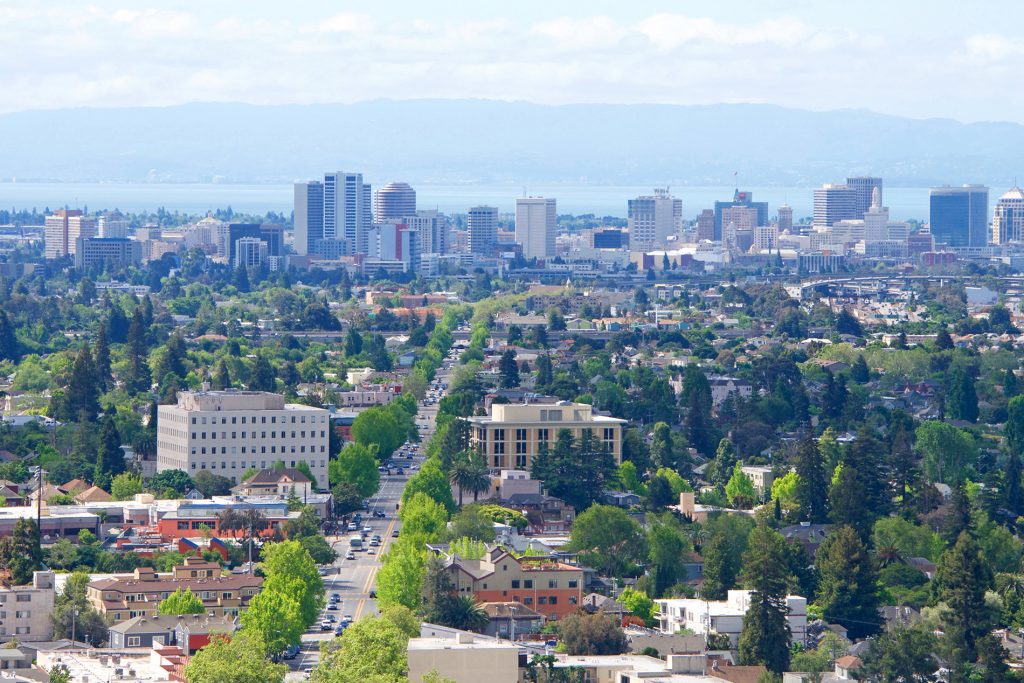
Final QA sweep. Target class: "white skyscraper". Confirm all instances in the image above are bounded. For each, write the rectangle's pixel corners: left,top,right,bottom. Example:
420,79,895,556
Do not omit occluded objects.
628,189,682,250
515,197,557,259
323,172,372,255
992,186,1024,244
405,210,449,255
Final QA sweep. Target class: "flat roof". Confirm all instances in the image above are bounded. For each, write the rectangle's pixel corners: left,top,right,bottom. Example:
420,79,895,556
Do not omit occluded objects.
408,637,519,651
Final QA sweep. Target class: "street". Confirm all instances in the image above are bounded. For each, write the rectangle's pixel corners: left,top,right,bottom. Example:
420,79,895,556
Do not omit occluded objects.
285,352,453,678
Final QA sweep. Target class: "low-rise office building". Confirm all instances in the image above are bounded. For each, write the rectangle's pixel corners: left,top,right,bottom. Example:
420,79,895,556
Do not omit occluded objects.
407,633,520,683
74,237,143,269
156,389,330,487
86,558,262,621
466,400,625,470
656,590,807,647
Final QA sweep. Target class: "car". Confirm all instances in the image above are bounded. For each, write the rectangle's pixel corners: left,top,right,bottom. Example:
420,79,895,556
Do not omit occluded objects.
303,667,314,679
367,548,376,555
282,645,300,660
332,593,340,600
333,626,346,636
320,622,332,631
374,511,386,518
396,468,405,475
345,552,355,560
369,589,377,598
362,526,372,533
325,614,337,622
342,614,353,623
346,523,358,531
327,603,338,610
392,529,400,537
369,539,380,546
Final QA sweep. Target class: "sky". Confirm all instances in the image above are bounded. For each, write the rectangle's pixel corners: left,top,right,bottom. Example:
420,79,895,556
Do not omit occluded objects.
3,0,1023,123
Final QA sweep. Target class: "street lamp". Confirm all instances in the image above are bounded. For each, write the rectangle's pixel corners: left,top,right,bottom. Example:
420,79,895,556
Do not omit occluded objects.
70,608,79,649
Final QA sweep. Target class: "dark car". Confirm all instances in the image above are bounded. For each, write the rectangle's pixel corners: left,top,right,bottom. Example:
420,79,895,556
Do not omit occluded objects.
282,645,300,660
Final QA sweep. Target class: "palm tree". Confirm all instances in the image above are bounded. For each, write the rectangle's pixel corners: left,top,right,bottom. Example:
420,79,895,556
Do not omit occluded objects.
448,458,474,509
462,451,492,503
218,507,266,568
876,544,903,568
448,595,489,632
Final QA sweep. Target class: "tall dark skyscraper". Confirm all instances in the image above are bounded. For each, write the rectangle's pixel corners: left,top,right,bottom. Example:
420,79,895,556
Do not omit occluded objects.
714,190,768,241
846,177,883,217
929,185,989,248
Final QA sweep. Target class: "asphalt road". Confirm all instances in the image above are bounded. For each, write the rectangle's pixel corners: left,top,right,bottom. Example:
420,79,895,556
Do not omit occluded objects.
286,354,454,679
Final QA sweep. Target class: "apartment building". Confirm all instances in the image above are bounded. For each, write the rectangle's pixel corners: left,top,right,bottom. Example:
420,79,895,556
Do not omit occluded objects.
74,237,143,269
438,546,585,619
156,389,330,487
87,558,262,622
45,209,96,259
656,590,807,647
466,400,625,470
0,571,55,642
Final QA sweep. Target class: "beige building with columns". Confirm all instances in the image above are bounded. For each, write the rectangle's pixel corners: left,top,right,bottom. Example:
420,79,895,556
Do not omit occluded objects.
466,400,625,470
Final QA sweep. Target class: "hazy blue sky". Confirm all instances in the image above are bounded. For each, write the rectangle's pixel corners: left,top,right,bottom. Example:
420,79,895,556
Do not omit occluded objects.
3,0,1022,122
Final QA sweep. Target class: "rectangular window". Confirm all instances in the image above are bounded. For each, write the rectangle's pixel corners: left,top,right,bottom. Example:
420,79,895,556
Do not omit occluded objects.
523,580,533,589
549,596,558,605
603,428,615,451
568,580,578,588
538,596,547,605
548,580,558,589
493,429,505,455
537,428,549,448
14,627,28,635
523,597,533,605
14,611,29,619
511,580,520,589
127,636,141,647
15,594,30,603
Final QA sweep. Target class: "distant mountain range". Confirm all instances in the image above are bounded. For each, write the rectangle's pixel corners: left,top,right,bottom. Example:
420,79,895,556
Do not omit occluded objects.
1,99,1021,186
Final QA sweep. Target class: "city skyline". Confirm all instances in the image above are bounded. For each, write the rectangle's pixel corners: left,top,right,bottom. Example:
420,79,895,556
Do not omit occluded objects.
2,1,1024,123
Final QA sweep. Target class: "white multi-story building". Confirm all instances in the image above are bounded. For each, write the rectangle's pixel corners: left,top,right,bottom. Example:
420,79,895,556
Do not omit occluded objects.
515,197,557,260
234,237,268,268
156,390,330,487
98,215,129,239
813,184,858,227
294,181,324,256
45,209,96,259
656,590,807,647
405,210,449,256
992,186,1024,245
324,172,372,255
0,571,55,642
628,189,682,250
375,182,416,223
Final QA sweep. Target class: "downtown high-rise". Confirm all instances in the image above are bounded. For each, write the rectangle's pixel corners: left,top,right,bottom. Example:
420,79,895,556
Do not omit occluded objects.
929,185,989,248
628,189,682,250
515,197,557,260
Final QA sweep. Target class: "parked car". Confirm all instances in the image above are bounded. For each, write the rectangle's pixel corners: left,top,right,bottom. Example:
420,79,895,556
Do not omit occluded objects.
282,645,300,660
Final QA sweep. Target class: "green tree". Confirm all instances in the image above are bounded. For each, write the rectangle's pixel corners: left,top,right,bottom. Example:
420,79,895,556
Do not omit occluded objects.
93,416,124,489
557,612,627,655
192,470,234,497
157,587,205,615
48,664,72,683
794,431,829,523
828,464,872,540
50,571,108,646
331,481,363,516
815,526,881,639
260,540,324,628
934,532,993,666
738,523,791,674
0,518,42,585
935,328,954,351
110,472,143,501
567,504,645,578
947,368,979,423
402,459,457,515
400,492,449,540
647,518,691,598
649,422,676,470
250,355,276,392
184,631,287,683
345,328,363,357
126,308,151,393
380,604,422,638
240,589,303,655
725,462,757,509
498,349,520,388
351,406,403,459
707,438,738,488
857,625,938,683
770,471,803,520
850,355,869,383
916,420,977,486
313,615,409,683
94,325,112,391
212,358,231,390
66,345,99,422
377,539,427,610
330,442,381,498
443,506,497,543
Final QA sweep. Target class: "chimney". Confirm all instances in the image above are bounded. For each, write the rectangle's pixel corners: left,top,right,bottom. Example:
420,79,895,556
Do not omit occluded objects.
456,632,474,645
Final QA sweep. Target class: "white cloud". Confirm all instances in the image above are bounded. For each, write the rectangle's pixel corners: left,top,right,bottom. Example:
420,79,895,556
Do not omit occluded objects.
316,13,375,34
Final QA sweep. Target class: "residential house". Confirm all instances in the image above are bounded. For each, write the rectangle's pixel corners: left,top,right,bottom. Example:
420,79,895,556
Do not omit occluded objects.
231,468,313,498
478,602,545,639
435,545,585,619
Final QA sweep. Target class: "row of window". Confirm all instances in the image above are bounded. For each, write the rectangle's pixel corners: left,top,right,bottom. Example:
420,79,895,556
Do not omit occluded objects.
510,579,578,589
0,627,30,635
190,414,324,425
190,458,325,471
190,430,326,440
512,595,577,606
190,445,326,457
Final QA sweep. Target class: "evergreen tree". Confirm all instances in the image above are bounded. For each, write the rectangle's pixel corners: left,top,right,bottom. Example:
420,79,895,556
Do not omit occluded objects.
345,328,363,356
737,523,791,674
685,389,716,456
889,424,917,513
935,327,954,351
835,308,862,336
106,305,129,343
0,310,19,362
498,349,520,388
794,430,828,523
935,532,992,666
829,464,872,539
93,416,123,489
141,295,154,326
850,355,869,383
0,519,42,585
1005,452,1024,517
815,526,881,639
1004,369,1019,399
232,264,250,292
821,371,847,422
66,345,99,422
251,356,276,392
93,325,112,391
164,332,188,378
535,353,554,388
708,438,738,488
126,308,151,393
700,532,734,600
649,422,676,470
942,483,973,545
845,427,892,519
948,369,979,423
212,359,231,390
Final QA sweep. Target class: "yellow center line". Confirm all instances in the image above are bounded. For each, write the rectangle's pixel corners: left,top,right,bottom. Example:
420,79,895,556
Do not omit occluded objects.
353,502,400,621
